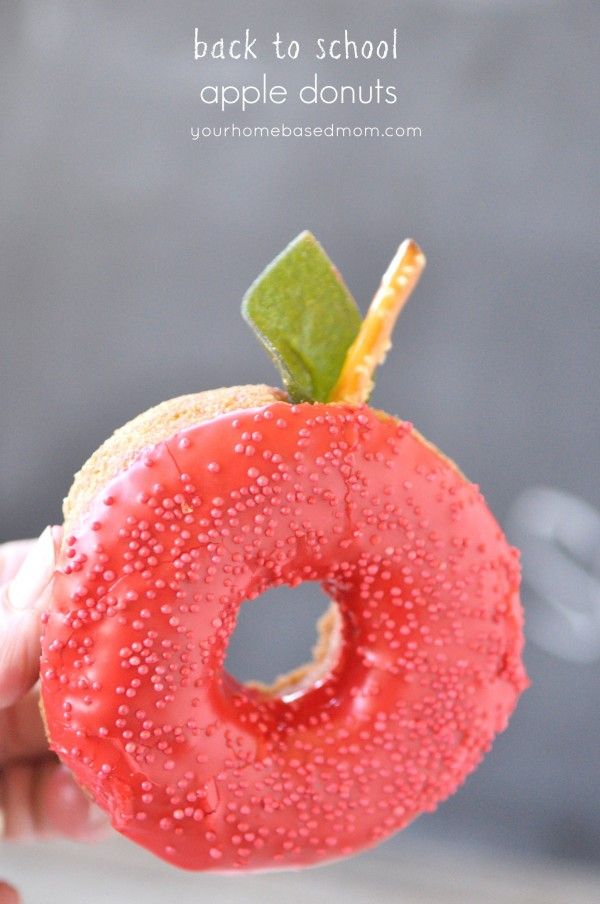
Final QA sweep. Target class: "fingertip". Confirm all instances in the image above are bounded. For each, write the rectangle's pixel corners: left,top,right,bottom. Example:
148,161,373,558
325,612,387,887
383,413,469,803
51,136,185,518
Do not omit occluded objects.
0,611,42,710
0,542,35,585
36,763,109,841
0,763,34,841
5,527,56,613
0,881,20,904
0,527,58,709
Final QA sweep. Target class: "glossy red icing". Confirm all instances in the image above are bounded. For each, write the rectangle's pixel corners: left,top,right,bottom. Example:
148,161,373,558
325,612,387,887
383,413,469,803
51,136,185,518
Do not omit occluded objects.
41,402,527,870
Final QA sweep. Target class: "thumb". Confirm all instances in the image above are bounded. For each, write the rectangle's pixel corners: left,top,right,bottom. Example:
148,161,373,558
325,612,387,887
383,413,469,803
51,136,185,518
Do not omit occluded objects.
0,527,60,709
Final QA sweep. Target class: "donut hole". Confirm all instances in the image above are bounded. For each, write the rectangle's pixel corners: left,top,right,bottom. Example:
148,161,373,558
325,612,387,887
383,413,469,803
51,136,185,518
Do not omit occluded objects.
225,582,341,698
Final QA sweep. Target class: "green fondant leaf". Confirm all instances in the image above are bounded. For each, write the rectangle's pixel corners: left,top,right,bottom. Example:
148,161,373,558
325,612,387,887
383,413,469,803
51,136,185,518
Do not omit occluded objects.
242,232,361,402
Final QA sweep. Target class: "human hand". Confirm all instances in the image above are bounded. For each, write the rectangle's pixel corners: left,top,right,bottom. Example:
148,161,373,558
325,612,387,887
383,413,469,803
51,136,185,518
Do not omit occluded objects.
0,529,108,904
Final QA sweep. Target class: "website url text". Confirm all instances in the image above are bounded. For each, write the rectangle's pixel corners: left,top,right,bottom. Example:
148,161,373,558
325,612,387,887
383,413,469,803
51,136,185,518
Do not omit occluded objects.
190,123,422,140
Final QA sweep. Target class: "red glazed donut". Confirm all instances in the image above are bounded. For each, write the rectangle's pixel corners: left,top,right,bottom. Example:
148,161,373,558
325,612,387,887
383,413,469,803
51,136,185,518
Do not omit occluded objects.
41,391,526,871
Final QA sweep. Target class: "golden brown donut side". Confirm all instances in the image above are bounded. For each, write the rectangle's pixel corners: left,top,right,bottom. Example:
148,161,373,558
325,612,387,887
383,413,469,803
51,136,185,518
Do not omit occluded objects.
63,384,284,541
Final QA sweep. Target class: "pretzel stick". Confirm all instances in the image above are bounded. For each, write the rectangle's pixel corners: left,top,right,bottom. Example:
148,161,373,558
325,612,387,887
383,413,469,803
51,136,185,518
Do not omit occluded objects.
330,238,426,405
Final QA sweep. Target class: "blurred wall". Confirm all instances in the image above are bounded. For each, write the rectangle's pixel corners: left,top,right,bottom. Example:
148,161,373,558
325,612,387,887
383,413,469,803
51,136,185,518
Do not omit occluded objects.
1,1,599,864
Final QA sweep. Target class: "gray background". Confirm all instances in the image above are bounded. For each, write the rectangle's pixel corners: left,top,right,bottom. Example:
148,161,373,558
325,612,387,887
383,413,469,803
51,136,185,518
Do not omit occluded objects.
1,0,599,871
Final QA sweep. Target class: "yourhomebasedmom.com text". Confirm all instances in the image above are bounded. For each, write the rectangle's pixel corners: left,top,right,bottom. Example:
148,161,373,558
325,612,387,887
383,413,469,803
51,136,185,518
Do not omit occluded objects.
190,123,423,140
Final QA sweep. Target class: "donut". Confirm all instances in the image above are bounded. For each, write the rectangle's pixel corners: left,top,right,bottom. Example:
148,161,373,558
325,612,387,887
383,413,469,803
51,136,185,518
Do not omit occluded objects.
40,235,527,871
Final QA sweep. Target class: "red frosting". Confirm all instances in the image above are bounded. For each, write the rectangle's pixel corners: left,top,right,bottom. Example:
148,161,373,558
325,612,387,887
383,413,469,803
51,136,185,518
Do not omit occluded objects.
40,402,527,870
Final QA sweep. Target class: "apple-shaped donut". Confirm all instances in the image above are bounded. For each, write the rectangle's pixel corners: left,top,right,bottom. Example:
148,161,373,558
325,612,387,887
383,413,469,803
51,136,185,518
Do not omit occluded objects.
40,235,527,870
